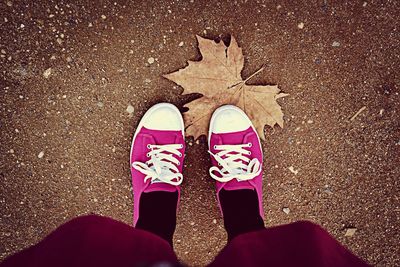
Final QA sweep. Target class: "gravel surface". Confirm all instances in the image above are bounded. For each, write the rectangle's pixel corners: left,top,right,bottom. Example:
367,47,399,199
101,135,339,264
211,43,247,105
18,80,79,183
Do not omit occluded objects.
1,1,399,266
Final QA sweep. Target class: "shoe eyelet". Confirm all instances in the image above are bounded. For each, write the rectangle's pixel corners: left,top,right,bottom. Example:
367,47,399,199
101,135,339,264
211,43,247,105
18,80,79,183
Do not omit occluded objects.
180,144,184,148
213,145,217,149
218,163,221,166
146,153,150,157
178,152,182,157
248,151,252,155
147,144,151,149
177,162,180,166
248,143,252,147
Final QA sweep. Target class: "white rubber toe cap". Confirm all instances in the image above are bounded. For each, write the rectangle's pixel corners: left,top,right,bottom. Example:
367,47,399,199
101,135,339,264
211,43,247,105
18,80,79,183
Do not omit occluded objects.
209,105,253,134
141,103,184,132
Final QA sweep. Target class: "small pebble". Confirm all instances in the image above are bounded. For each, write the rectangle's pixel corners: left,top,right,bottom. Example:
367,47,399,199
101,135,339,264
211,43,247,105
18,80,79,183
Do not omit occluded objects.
101,15,106,20
9,149,14,154
282,207,290,214
288,166,299,175
88,22,93,27
43,68,52,78
345,228,357,237
332,41,341,47
126,104,135,114
323,185,333,194
178,41,184,47
147,57,155,64
297,22,304,29
38,151,44,159
97,102,104,108
212,219,217,224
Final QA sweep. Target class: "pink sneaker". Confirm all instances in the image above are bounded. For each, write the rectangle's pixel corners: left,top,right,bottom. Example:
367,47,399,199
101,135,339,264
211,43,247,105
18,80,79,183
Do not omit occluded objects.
208,105,264,219
130,103,185,226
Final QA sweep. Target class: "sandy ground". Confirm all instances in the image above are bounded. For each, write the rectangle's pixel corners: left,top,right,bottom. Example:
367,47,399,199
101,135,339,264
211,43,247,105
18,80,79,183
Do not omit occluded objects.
1,0,399,266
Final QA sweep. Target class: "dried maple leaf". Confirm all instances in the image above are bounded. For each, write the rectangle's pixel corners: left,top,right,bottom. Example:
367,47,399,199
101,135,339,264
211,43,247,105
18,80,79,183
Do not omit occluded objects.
163,35,288,140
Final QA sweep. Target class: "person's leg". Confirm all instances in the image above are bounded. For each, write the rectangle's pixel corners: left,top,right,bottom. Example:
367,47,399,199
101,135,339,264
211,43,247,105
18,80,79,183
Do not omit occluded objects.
219,188,264,241
209,221,370,267
0,215,179,267
207,105,266,241
135,191,178,246
130,103,186,246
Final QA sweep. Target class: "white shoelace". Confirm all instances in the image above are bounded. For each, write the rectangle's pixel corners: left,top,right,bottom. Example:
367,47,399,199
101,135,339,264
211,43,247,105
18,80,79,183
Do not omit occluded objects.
208,143,261,183
132,144,183,186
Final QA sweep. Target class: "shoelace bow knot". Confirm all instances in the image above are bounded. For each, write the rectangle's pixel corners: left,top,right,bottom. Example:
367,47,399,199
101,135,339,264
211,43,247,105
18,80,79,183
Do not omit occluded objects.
208,143,261,182
132,144,183,186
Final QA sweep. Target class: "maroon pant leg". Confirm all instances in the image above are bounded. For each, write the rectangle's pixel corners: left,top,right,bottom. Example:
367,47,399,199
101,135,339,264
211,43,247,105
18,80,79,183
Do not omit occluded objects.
210,221,370,267
1,215,178,267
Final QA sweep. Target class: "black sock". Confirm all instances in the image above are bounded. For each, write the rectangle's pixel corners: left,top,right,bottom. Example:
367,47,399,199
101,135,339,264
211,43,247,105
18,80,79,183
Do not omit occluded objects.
219,188,265,241
135,191,178,246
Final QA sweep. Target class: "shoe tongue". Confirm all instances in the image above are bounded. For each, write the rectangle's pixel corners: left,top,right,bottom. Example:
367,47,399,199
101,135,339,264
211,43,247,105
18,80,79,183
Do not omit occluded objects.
215,128,257,191
222,179,255,191
140,127,183,193
144,182,177,193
